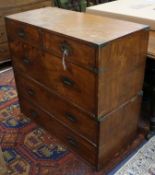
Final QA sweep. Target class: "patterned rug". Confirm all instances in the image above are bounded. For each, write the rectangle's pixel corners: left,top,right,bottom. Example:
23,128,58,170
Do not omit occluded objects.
1,68,115,175
1,69,155,175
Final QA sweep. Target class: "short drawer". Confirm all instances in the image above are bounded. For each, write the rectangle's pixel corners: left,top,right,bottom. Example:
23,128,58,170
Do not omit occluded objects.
43,31,96,69
20,97,97,166
15,73,98,144
11,41,96,113
5,19,41,47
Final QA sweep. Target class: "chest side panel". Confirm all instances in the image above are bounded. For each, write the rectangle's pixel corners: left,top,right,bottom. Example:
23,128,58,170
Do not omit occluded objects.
97,29,149,117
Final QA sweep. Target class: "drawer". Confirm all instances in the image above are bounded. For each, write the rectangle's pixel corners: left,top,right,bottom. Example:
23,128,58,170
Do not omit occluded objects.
0,25,7,43
0,42,9,61
43,31,96,69
11,41,96,113
20,97,97,166
15,73,98,144
5,19,41,47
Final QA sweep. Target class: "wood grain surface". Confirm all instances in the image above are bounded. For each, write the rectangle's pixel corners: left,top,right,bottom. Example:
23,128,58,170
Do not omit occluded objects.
6,7,148,45
6,8,149,170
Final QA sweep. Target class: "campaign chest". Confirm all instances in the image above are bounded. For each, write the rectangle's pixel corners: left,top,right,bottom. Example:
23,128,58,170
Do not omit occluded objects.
5,7,149,170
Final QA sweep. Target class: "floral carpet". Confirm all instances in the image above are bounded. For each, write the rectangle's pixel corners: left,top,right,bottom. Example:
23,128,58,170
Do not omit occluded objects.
1,69,155,175
0,69,107,175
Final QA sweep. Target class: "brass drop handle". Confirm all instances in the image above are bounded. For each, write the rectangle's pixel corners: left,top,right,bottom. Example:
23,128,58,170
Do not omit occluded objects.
60,41,71,70
62,49,68,70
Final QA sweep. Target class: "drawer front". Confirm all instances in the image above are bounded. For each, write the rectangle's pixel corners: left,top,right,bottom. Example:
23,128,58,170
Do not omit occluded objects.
20,97,97,166
5,19,41,47
10,41,96,113
0,25,7,43
0,42,9,61
15,73,97,144
43,31,96,69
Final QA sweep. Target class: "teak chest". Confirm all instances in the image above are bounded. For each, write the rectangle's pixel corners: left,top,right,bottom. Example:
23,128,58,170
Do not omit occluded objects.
5,7,149,170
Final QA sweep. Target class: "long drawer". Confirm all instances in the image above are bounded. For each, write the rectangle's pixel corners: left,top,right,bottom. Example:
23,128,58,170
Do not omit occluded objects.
15,72,98,144
20,97,97,166
10,40,96,113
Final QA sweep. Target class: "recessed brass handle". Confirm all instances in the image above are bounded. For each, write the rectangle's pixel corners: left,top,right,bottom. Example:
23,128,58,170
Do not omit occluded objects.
65,112,77,123
18,29,25,38
23,57,31,64
30,110,38,118
60,41,71,54
61,76,74,87
67,136,78,147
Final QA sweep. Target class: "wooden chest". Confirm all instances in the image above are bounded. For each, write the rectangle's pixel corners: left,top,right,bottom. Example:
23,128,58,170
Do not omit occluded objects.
0,0,52,63
5,7,149,170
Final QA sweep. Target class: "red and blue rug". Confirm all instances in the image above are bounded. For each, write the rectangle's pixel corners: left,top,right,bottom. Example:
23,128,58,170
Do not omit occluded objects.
0,69,109,175
1,68,148,175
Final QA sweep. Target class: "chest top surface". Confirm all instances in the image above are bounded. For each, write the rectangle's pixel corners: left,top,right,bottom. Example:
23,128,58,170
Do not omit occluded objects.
6,7,148,45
